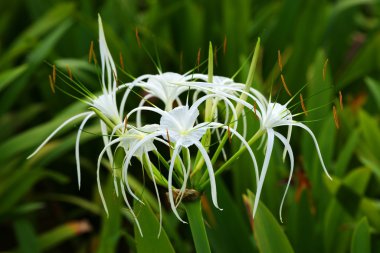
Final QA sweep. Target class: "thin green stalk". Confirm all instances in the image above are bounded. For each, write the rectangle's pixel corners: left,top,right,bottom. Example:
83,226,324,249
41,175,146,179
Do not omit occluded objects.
199,129,265,189
184,199,211,253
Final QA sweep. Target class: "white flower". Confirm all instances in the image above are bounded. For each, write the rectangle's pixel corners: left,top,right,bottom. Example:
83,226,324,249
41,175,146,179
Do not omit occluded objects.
96,123,166,236
253,101,332,221
27,15,122,189
119,93,260,223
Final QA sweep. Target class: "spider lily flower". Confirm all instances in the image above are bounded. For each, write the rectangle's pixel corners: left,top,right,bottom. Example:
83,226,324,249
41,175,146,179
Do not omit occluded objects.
96,124,169,236
27,15,122,189
120,93,259,223
119,72,194,118
252,101,332,222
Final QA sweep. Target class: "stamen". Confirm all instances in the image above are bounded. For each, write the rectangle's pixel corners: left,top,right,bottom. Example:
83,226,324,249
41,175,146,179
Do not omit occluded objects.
339,91,343,110
300,93,308,116
223,35,227,55
112,70,118,85
280,74,292,96
253,102,257,118
166,129,171,151
49,75,55,94
135,27,141,48
323,59,329,81
89,41,94,63
278,50,283,72
214,47,218,66
119,52,125,70
52,64,56,84
66,65,73,80
179,51,184,73
228,125,232,144
197,48,201,70
123,115,128,133
333,105,340,129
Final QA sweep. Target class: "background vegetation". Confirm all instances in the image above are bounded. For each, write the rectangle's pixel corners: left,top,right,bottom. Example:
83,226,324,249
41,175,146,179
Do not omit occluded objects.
1,0,380,252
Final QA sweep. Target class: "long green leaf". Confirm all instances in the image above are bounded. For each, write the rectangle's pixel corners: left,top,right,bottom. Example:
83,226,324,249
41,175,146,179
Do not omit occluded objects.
351,217,371,253
246,191,294,253
134,199,175,253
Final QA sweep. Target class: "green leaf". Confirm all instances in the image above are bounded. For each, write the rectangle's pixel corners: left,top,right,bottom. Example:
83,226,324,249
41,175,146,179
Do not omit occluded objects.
357,110,380,180
38,220,91,251
246,190,294,253
351,217,371,253
14,218,39,253
96,177,122,253
206,179,256,253
0,2,76,67
134,199,175,253
365,77,380,111
0,64,28,92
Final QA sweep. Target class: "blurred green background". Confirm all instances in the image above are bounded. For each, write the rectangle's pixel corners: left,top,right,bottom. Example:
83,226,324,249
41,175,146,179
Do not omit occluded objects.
1,0,380,252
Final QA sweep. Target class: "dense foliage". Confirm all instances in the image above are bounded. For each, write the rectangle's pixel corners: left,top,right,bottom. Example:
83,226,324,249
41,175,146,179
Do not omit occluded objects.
1,0,380,252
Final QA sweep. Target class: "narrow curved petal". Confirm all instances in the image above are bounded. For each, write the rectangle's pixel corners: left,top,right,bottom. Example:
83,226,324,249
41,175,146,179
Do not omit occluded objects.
192,139,221,210
253,129,274,218
120,181,143,236
97,137,122,216
75,112,95,189
144,151,163,237
273,131,294,222
122,132,164,202
100,120,114,166
286,122,332,180
27,112,92,159
98,15,117,93
167,143,187,223
282,115,292,161
216,124,259,185
136,94,154,127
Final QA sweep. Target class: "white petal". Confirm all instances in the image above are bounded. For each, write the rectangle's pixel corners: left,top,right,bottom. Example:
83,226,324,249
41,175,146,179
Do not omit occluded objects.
122,132,163,202
27,112,92,159
120,181,143,237
285,122,332,180
253,129,275,218
97,137,122,216
75,112,95,189
144,151,163,237
192,139,221,210
273,131,294,222
167,143,187,223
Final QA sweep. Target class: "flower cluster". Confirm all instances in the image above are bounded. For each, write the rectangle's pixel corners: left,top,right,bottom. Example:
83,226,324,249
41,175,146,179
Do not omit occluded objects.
28,15,331,234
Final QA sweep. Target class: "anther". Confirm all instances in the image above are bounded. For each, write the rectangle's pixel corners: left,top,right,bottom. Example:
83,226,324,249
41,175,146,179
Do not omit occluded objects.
179,51,184,73
135,27,141,48
300,93,308,116
89,41,94,63
339,91,343,110
197,48,201,70
66,65,73,80
280,74,292,96
52,65,56,84
278,50,283,72
223,35,227,55
112,70,118,84
228,125,232,144
323,59,329,81
119,52,125,71
333,105,340,129
49,75,55,94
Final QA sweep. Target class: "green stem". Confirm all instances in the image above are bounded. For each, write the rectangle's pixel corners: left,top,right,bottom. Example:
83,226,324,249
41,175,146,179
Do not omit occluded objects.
184,199,211,253
199,129,265,189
